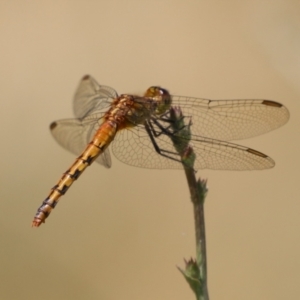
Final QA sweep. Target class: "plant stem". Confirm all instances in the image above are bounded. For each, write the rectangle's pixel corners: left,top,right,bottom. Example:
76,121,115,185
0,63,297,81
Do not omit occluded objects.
169,107,209,300
184,166,209,300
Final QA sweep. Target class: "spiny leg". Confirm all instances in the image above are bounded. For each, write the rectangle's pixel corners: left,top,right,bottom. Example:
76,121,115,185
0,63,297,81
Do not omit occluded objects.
144,121,184,164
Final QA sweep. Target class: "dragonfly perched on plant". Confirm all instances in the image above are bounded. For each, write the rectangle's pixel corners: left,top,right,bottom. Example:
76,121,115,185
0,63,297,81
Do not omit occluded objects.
32,75,289,227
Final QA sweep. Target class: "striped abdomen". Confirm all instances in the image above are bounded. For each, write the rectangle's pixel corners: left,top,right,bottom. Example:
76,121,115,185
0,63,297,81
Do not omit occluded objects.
32,121,117,227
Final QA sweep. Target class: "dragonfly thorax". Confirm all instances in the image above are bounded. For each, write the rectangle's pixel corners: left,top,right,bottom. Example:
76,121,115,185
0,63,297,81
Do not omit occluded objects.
144,86,171,115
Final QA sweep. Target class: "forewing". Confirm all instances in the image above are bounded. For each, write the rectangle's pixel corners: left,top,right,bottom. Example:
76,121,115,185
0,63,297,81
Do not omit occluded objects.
171,96,289,141
50,113,112,168
111,124,274,170
73,75,118,119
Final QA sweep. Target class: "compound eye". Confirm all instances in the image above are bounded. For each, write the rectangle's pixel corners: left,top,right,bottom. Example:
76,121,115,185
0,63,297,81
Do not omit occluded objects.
144,86,159,97
158,87,171,105
158,87,169,96
144,86,170,98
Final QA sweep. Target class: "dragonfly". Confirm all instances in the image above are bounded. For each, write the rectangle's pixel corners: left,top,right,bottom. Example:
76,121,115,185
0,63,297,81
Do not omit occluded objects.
32,75,289,227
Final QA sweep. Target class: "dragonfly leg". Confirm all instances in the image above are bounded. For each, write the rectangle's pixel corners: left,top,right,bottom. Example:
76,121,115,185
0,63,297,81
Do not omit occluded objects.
144,121,184,164
137,111,176,138
150,114,191,138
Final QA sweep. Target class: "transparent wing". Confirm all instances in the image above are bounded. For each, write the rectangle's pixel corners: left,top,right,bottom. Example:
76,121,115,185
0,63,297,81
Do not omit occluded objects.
171,96,289,141
111,123,274,170
52,80,289,171
50,113,112,168
73,75,118,119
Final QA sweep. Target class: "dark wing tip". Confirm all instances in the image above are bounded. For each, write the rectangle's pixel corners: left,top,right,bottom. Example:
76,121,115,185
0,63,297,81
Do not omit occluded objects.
246,148,275,169
50,121,57,130
82,74,90,80
246,148,268,158
262,100,283,108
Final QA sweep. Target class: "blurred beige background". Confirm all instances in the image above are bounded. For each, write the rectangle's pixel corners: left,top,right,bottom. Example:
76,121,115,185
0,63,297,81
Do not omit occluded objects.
1,1,299,299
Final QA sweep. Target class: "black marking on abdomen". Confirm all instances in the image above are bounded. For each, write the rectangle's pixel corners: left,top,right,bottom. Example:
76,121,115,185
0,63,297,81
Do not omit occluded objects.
52,184,69,195
68,168,81,180
37,209,50,217
78,154,96,165
42,197,57,209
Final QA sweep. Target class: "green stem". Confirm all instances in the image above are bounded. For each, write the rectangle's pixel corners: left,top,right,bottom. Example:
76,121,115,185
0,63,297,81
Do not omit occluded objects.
169,107,209,300
184,167,209,300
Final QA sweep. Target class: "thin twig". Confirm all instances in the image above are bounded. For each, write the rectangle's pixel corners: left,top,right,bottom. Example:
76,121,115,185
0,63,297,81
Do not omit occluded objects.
169,107,209,300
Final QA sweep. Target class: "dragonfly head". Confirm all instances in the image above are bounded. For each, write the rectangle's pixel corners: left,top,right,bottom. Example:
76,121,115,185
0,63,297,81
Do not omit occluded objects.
144,86,172,115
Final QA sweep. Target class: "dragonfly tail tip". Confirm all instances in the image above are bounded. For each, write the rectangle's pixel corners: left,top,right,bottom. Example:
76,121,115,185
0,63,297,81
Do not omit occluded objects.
31,218,44,228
